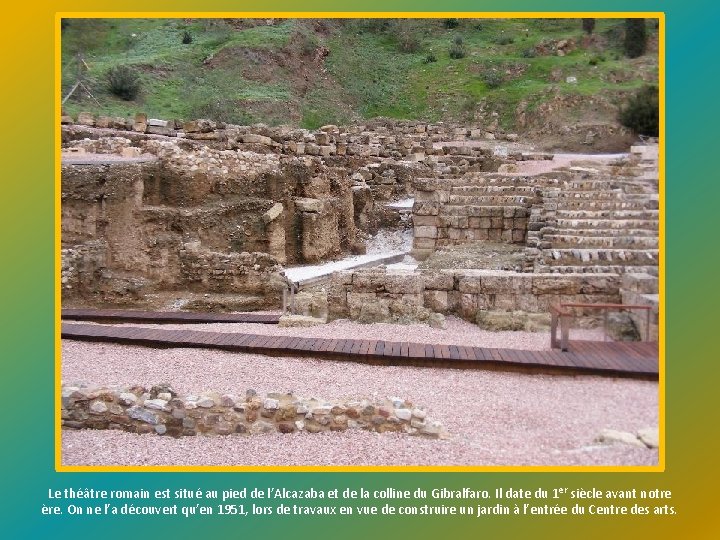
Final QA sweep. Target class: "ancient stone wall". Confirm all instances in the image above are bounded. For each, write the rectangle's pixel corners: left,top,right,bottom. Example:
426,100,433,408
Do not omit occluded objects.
329,268,621,322
61,383,447,439
620,273,659,341
62,113,517,159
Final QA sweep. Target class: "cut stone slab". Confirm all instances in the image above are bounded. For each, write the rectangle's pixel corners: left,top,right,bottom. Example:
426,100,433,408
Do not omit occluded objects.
637,427,659,448
595,428,646,448
294,197,323,213
278,315,326,328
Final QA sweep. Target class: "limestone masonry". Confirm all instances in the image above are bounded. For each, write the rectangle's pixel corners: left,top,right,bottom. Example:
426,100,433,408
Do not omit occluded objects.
61,383,447,439
61,113,659,335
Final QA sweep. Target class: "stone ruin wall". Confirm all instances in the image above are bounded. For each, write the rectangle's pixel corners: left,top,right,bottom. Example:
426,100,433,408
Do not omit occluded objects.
329,268,621,323
62,383,447,439
61,114,513,306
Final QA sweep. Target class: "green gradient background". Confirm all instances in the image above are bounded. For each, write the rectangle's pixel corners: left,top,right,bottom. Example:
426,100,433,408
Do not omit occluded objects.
1,0,717,537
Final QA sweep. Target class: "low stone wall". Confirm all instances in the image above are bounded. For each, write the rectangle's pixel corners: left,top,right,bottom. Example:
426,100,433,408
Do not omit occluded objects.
620,273,659,341
329,268,621,321
61,384,447,439
62,113,516,159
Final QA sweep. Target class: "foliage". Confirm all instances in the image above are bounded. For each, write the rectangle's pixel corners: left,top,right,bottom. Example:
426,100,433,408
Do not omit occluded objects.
105,65,141,100
186,97,253,125
181,31,193,44
582,18,596,35
483,70,503,89
449,36,466,59
619,85,658,136
423,52,437,64
444,19,460,29
624,19,647,58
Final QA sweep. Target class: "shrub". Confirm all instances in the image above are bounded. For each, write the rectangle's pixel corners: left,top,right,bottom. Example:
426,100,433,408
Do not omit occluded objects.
181,31,193,44
521,48,537,58
397,30,421,53
444,18,460,29
105,65,141,101
624,18,647,58
619,85,658,136
582,18,596,35
423,52,437,64
588,54,605,66
483,70,503,89
495,35,515,45
449,36,466,59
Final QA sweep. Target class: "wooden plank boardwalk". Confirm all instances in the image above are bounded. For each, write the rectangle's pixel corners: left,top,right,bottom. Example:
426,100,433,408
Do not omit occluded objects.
61,322,659,380
61,309,280,325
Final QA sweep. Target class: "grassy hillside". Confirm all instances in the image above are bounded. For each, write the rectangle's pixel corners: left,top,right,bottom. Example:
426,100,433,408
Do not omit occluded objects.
61,18,658,132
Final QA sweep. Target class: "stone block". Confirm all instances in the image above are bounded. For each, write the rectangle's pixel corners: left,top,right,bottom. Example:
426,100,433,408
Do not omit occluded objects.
95,116,112,128
424,290,449,313
121,147,142,158
423,270,454,291
532,276,580,295
414,225,438,239
413,215,438,227
458,274,483,293
77,112,95,126
262,203,284,224
294,197,323,213
384,273,424,294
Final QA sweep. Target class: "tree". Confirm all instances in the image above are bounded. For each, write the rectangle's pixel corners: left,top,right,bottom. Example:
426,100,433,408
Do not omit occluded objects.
624,18,647,58
619,85,659,137
582,18,596,35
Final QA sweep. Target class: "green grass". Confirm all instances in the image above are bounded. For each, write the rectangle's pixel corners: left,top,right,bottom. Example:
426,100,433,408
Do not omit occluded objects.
61,17,658,129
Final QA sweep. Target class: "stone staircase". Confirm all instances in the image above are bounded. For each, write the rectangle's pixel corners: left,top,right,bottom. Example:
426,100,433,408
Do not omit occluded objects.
527,145,659,274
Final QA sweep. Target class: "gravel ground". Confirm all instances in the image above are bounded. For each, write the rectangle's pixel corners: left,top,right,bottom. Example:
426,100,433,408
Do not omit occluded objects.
61,319,658,467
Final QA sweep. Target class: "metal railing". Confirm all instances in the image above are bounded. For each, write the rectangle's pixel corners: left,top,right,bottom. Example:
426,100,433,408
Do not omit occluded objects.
550,303,652,351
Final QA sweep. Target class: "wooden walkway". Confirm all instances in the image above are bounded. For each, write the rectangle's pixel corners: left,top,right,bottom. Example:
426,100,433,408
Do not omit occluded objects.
61,322,659,380
61,309,280,325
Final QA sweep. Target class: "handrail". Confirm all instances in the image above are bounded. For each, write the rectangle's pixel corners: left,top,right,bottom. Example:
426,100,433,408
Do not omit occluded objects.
550,302,652,351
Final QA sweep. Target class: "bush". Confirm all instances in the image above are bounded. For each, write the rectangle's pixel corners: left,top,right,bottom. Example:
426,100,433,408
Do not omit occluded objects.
619,85,658,136
444,18,460,29
396,30,421,53
105,65,141,101
423,53,437,64
495,35,515,45
521,47,537,58
181,31,193,44
449,36,466,59
483,70,503,89
582,18,596,35
588,54,605,66
624,18,647,58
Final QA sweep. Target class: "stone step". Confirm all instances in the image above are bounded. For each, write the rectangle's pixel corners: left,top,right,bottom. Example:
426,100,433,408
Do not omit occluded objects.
535,264,659,275
444,175,565,188
447,194,536,206
555,209,659,220
554,218,659,230
567,180,655,193
542,234,658,249
540,248,659,266
556,191,655,201
556,200,658,211
451,185,540,195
